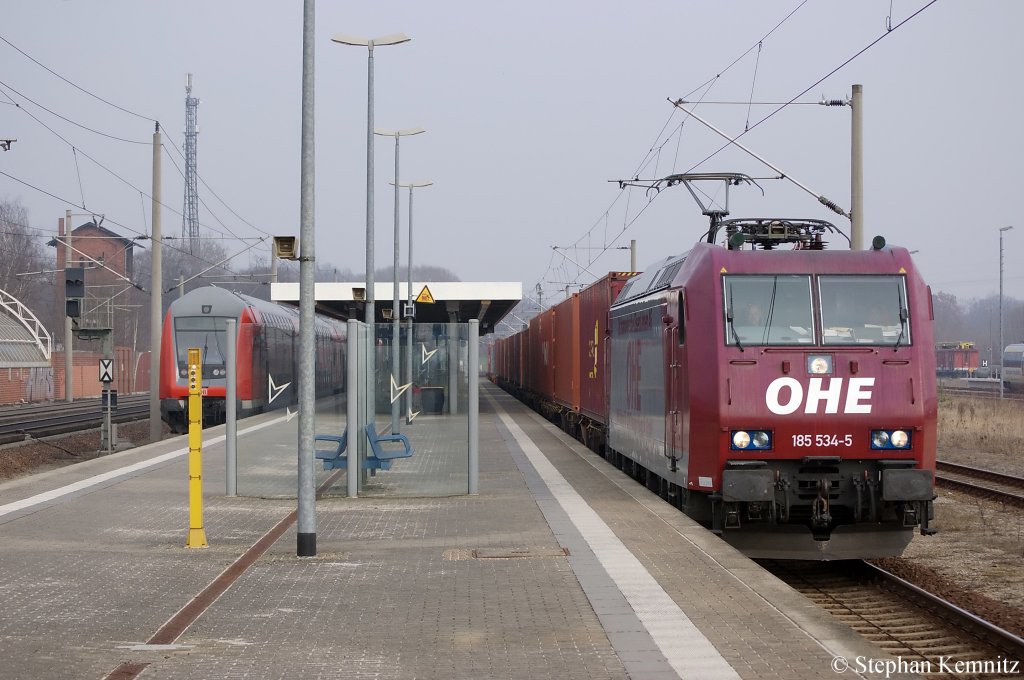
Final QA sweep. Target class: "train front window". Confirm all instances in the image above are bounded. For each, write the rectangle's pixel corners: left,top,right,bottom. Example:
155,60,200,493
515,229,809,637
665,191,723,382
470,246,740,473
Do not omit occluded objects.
723,275,814,346
819,275,910,346
174,316,230,371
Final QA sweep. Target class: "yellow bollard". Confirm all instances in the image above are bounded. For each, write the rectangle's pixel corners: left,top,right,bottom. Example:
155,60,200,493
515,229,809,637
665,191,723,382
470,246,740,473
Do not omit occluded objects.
186,347,208,548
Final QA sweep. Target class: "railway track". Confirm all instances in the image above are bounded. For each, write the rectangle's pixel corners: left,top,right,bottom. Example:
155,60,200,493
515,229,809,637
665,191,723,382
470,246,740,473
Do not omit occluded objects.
935,461,1024,508
0,394,151,446
763,559,1024,678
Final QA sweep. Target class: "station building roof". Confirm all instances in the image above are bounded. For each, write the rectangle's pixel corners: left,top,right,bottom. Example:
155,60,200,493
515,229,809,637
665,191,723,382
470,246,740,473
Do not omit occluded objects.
271,281,522,334
0,290,52,368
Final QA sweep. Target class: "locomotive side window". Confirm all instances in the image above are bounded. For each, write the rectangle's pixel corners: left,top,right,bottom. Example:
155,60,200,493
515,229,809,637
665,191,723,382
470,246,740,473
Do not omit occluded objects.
819,275,910,346
723,275,813,346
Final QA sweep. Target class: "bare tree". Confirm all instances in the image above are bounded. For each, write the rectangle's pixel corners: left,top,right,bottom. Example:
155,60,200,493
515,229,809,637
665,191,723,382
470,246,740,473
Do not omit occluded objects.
0,199,54,326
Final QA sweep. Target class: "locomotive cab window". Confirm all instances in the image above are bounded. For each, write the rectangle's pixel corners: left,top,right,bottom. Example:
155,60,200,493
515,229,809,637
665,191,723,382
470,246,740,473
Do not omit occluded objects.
723,275,813,346
174,316,230,376
819,275,910,346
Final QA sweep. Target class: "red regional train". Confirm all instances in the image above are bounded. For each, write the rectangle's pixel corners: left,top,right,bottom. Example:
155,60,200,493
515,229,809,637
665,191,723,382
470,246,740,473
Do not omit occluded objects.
493,219,938,560
159,286,346,433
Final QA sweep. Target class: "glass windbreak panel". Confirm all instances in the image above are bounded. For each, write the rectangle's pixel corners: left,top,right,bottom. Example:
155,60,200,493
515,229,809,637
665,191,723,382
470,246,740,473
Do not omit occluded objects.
174,316,230,368
819,275,910,346
723,275,814,346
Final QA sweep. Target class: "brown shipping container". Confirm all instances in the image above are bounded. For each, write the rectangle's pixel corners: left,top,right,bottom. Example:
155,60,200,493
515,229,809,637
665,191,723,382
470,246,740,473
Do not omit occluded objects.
552,293,580,410
578,272,636,424
528,307,557,399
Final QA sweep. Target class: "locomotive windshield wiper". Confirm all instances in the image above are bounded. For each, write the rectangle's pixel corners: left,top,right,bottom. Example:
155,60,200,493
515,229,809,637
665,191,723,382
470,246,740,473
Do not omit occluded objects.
893,285,907,350
727,287,744,351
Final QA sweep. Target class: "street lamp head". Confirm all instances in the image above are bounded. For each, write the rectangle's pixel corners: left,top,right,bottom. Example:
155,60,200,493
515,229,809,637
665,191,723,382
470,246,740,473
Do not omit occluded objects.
331,32,410,48
1000,225,1014,233
374,127,426,137
390,180,433,188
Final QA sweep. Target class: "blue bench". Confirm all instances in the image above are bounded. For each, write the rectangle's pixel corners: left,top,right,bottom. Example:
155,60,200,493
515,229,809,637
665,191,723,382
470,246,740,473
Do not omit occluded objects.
362,423,413,471
314,428,348,470
313,424,414,472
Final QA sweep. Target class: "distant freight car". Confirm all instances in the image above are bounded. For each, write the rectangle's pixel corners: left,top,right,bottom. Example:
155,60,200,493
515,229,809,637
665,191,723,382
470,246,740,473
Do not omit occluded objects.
935,341,979,377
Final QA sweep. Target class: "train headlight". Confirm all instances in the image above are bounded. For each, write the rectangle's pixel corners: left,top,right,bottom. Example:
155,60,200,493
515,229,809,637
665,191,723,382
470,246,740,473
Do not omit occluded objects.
731,430,772,450
806,354,833,375
890,430,910,448
871,429,911,449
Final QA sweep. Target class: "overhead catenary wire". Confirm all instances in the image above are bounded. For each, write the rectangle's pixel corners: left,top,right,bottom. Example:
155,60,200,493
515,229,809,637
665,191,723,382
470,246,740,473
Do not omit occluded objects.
1,34,270,240
541,0,937,300
537,1,813,301
0,169,257,280
0,33,154,122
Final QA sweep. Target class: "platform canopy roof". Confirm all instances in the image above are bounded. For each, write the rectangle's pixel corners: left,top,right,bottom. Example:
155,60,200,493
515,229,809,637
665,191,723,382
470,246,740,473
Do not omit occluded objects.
271,281,522,334
0,290,51,368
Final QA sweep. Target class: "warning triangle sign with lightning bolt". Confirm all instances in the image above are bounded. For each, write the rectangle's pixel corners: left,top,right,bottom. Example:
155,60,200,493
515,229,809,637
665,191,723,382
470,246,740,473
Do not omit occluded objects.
415,285,435,304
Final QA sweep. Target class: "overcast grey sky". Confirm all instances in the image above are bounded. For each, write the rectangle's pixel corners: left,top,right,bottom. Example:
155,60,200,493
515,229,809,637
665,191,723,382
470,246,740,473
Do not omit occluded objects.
3,1,1022,305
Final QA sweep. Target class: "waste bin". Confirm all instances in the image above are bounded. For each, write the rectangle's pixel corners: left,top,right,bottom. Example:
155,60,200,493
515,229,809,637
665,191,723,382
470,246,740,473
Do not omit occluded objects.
420,386,445,414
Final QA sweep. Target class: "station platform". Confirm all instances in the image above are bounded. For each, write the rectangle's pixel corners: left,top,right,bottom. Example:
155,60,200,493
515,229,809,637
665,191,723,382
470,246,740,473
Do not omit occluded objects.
0,383,897,679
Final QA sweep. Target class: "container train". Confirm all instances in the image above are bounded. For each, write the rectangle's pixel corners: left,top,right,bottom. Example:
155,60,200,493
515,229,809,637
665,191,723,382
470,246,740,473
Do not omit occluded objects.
493,219,938,560
159,286,346,433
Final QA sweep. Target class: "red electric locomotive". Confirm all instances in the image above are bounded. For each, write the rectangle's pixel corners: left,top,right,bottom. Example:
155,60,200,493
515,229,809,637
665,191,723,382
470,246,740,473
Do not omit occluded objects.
159,286,346,433
495,219,937,560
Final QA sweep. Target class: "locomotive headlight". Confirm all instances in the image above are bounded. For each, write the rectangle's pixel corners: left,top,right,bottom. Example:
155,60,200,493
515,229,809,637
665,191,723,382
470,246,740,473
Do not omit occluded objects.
807,354,833,375
731,430,772,450
871,429,912,449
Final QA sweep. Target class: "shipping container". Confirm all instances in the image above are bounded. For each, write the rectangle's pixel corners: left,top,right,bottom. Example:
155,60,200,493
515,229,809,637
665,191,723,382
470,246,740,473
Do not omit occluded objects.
552,294,580,410
578,272,636,424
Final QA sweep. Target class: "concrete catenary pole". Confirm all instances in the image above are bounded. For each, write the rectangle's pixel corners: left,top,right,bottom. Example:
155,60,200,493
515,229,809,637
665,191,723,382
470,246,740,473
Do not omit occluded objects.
999,226,1013,399
149,122,163,442
850,84,864,251
296,0,317,557
630,239,637,272
64,211,73,403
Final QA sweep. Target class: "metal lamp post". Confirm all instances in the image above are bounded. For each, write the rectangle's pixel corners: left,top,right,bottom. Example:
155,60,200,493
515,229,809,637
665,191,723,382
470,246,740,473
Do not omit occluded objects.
331,32,410,327
332,31,409,447
376,127,424,433
999,225,1013,399
391,180,433,424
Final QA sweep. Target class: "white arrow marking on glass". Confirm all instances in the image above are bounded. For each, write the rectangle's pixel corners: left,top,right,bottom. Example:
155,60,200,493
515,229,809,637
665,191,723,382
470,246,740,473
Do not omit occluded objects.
390,375,412,404
421,344,439,364
268,374,291,404
286,407,298,422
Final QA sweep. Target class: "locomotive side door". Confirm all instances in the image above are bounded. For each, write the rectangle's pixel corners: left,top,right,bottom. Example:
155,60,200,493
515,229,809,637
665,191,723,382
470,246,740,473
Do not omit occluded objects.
665,291,685,468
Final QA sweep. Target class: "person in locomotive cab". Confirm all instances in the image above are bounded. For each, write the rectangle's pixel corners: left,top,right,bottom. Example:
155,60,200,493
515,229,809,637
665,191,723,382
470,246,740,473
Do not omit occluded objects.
740,302,766,327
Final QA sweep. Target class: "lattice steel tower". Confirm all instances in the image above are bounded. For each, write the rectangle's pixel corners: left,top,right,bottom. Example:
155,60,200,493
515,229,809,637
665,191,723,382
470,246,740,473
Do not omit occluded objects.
182,73,200,253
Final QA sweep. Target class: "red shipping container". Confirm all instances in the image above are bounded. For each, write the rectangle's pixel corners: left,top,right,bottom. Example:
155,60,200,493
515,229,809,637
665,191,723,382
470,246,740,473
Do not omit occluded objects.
528,307,557,399
552,294,580,410
578,272,635,424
